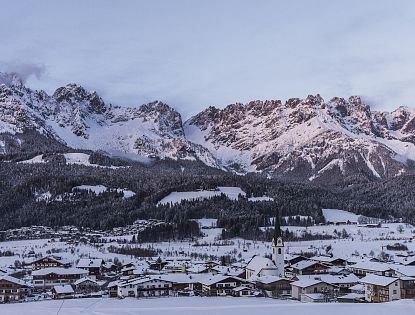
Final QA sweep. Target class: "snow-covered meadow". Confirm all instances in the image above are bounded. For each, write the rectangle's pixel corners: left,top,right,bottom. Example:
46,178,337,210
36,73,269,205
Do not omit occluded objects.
1,297,415,315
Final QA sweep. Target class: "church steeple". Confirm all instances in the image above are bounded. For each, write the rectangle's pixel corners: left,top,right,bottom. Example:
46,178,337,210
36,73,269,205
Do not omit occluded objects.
272,211,284,277
273,213,281,241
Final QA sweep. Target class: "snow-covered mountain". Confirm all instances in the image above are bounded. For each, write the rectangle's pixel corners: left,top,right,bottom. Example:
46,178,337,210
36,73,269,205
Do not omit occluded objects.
184,95,415,182
2,72,415,183
0,72,219,167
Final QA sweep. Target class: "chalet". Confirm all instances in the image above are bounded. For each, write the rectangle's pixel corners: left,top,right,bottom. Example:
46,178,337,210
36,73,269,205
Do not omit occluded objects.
245,256,279,279
107,281,120,298
117,277,173,298
30,256,70,271
32,267,88,290
359,274,401,302
290,260,330,276
163,261,187,273
200,275,245,296
73,277,102,294
76,258,103,278
52,285,74,299
147,259,168,271
290,278,336,301
314,274,360,293
157,273,208,294
0,275,32,303
349,262,395,277
253,275,292,297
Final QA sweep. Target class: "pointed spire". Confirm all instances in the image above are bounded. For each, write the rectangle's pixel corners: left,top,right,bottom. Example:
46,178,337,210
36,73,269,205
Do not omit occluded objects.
274,212,281,240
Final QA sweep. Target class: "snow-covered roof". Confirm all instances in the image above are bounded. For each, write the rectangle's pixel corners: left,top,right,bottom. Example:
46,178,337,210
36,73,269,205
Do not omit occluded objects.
233,286,250,292
310,255,346,263
200,275,242,286
53,285,74,294
291,260,326,270
0,275,31,287
350,261,393,272
390,265,415,277
77,258,103,268
74,277,99,286
186,265,209,273
156,273,211,284
349,283,365,292
246,256,276,274
32,267,89,276
107,281,120,288
290,278,324,288
302,293,326,300
359,274,399,287
251,275,289,284
296,274,358,285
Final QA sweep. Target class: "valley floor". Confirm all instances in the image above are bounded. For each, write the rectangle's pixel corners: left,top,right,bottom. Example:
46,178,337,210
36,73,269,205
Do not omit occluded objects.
1,297,415,315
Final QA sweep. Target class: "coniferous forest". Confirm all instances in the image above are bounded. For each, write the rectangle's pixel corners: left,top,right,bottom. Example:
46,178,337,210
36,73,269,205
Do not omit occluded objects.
1,149,415,238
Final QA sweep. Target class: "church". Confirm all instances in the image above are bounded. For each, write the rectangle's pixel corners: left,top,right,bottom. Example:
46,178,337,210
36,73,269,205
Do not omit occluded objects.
245,214,285,279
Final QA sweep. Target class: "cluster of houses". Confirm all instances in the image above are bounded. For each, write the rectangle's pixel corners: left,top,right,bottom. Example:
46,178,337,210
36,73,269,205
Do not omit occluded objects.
0,220,167,242
1,220,415,304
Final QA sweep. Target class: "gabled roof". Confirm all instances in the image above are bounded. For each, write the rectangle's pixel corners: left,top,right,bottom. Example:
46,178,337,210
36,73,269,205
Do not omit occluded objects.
291,260,328,270
359,274,399,287
350,261,393,272
53,284,74,294
246,256,276,273
291,278,326,288
74,276,99,286
0,275,32,287
233,286,250,292
390,265,415,277
32,267,88,276
252,275,291,284
310,256,346,263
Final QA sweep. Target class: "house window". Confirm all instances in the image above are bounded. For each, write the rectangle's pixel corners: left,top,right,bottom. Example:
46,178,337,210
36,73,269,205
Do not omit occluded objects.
393,290,397,294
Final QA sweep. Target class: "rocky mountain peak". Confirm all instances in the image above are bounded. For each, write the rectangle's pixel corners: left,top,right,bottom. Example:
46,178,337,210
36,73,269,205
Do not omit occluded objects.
0,72,24,87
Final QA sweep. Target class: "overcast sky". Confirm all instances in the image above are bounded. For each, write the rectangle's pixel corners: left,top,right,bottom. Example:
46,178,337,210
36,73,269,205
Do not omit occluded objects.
1,0,415,117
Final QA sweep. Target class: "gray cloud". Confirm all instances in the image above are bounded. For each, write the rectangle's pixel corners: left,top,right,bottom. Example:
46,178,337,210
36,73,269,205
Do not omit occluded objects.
1,0,415,116
0,62,46,83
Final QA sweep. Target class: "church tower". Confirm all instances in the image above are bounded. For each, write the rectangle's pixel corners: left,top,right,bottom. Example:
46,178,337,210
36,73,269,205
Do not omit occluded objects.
272,213,285,277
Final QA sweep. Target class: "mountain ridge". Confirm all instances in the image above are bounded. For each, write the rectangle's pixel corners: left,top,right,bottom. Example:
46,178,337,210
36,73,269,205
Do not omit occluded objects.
2,71,415,184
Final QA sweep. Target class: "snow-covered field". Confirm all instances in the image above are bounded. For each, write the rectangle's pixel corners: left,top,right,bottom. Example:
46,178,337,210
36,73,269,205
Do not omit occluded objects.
322,208,361,223
1,297,414,315
73,185,136,198
157,187,246,205
17,152,125,169
157,187,274,205
1,220,413,271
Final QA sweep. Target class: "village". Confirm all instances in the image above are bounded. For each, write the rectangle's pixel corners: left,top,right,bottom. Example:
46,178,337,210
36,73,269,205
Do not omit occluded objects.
1,208,415,306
